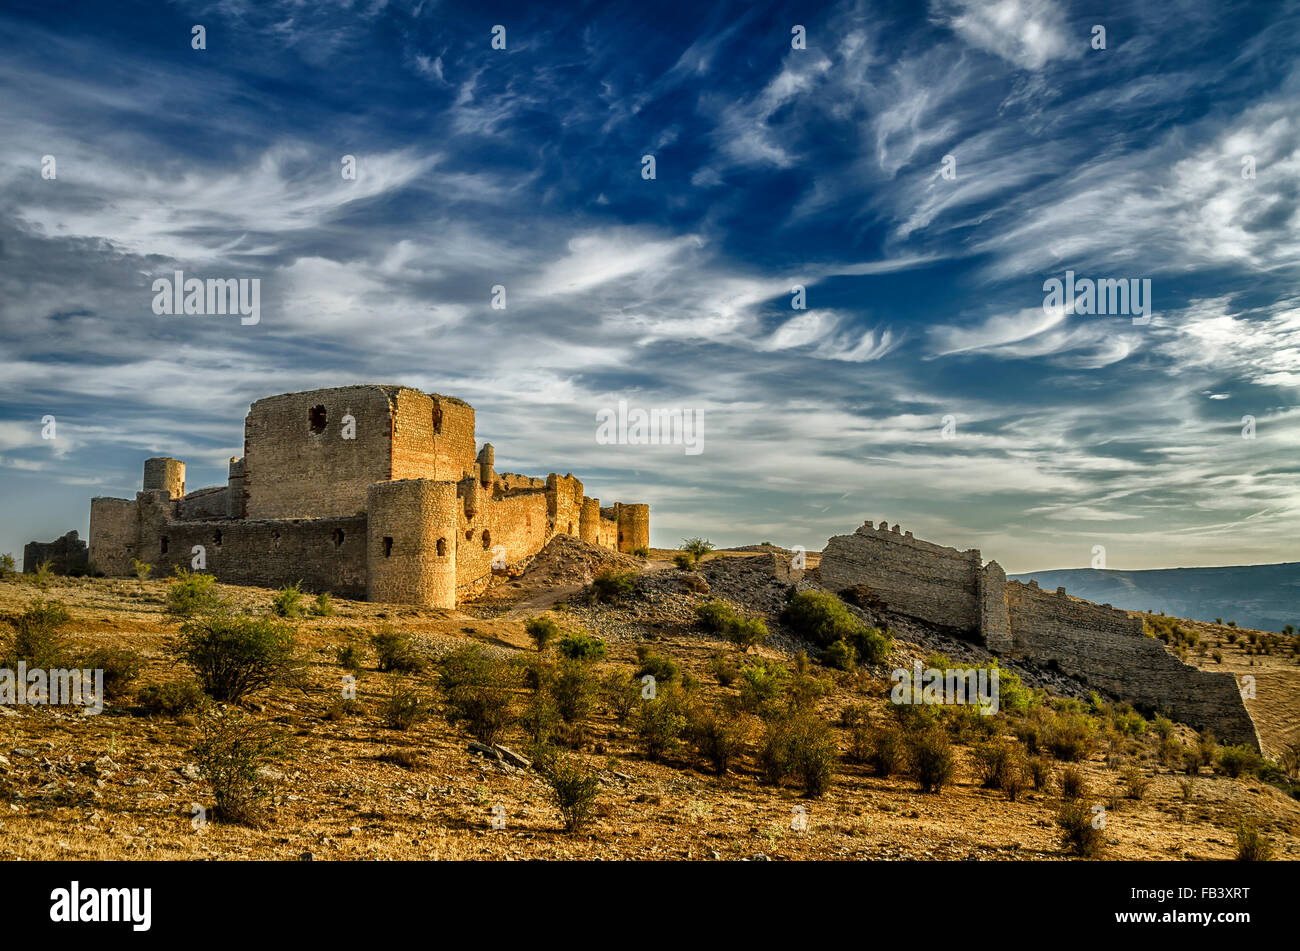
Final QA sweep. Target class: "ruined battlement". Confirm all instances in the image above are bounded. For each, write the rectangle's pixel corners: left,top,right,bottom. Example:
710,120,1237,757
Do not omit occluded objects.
82,385,649,609
821,521,1261,749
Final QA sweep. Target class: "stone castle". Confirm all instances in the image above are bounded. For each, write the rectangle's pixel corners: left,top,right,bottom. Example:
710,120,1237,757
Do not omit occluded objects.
85,385,649,608
821,520,1261,749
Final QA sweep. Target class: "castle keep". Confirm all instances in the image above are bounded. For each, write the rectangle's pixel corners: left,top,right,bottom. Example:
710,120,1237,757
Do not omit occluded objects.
822,520,1261,749
86,385,649,608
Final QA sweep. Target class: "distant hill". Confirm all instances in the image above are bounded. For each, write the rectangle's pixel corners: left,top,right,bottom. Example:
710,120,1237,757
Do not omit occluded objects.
1009,563,1300,633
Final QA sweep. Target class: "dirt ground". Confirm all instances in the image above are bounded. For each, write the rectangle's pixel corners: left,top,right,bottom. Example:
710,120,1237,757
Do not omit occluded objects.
0,547,1296,862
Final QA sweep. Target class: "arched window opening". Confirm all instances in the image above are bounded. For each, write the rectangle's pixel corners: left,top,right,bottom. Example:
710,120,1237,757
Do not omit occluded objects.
332,528,344,548
383,536,394,557
308,404,327,434
436,538,447,557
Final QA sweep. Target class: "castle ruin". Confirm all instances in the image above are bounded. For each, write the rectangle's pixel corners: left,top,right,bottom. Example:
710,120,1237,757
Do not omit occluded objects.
85,385,649,608
822,520,1261,749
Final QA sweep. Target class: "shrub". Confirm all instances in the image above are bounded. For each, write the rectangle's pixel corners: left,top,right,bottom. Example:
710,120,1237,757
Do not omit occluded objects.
0,553,15,578
550,659,598,724
525,616,561,652
1043,711,1097,762
708,651,738,686
673,552,696,570
726,616,769,652
1121,765,1151,799
377,748,424,770
271,582,306,618
738,658,788,714
601,669,640,723
1216,744,1263,779
165,568,222,617
380,677,428,730
695,600,737,633
129,558,152,582
137,680,206,717
681,538,714,561
634,645,679,683
633,691,688,761
822,638,856,671
334,641,366,674
370,626,425,673
971,738,1014,790
177,612,298,703
631,546,649,558
907,728,955,794
312,592,335,617
520,691,562,746
76,647,144,700
689,703,750,775
758,713,838,797
592,568,637,603
999,752,1027,801
867,726,908,778
191,710,289,827
534,748,601,833
1027,754,1052,790
4,597,71,667
558,632,607,662
438,646,520,744
324,698,365,720
1059,765,1087,800
1234,817,1274,861
1056,801,1105,857
781,591,890,665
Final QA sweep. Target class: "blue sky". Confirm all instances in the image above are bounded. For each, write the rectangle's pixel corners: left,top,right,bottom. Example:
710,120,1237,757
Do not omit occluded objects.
1,0,1298,573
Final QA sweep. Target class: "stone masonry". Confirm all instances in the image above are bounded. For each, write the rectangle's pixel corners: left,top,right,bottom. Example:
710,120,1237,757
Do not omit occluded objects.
822,520,1261,749
82,385,650,608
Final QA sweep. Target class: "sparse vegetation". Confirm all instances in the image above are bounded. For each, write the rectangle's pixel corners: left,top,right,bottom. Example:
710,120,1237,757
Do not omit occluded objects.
370,626,425,673
176,611,298,703
3,597,71,667
534,747,602,833
1056,801,1105,858
526,616,561,652
1234,817,1275,861
165,568,223,617
191,710,289,827
591,568,637,603
137,679,206,717
558,631,607,662
781,590,891,665
271,582,306,618
907,727,955,794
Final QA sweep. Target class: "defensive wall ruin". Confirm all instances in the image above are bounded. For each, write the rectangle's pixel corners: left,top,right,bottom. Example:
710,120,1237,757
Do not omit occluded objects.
822,520,1261,749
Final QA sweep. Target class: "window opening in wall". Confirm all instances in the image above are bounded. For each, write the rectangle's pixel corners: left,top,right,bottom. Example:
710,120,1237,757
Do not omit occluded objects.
383,536,393,557
436,538,447,557
481,530,491,549
332,528,344,548
160,536,169,554
214,530,222,546
432,403,443,436
465,529,473,541
309,404,327,434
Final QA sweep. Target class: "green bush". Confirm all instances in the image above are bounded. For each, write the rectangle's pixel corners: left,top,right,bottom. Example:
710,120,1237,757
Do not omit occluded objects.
177,612,298,703
271,582,306,618
600,669,640,723
695,600,737,633
1056,801,1105,857
737,658,788,714
520,691,562,745
0,553,15,578
867,726,908,778
76,647,144,700
1216,744,1263,778
165,568,222,617
758,713,838,797
822,638,857,671
550,659,598,724
633,691,688,761
1234,817,1274,861
437,646,520,744
689,703,750,775
907,727,955,794
1059,765,1086,800
137,680,206,717
380,677,428,730
311,592,335,617
525,616,561,652
1121,765,1151,799
781,591,891,665
334,641,366,674
4,597,71,667
971,738,1015,789
591,568,637,603
1043,711,1097,762
631,546,650,558
191,710,289,827
558,632,607,662
673,552,696,570
129,558,151,582
534,748,601,833
1027,753,1052,790
708,652,738,686
681,538,714,561
370,626,425,673
634,645,678,683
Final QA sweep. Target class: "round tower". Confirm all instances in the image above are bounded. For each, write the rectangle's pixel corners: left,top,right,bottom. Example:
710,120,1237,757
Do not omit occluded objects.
366,479,457,608
616,503,650,553
143,457,185,499
579,497,600,545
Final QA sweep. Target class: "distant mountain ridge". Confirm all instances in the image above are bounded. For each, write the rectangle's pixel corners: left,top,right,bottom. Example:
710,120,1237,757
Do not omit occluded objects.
1008,563,1300,633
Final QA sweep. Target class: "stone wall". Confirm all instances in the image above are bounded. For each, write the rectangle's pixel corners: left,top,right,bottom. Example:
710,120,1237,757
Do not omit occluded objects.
616,503,650,553
23,530,89,575
175,485,230,520
821,521,982,632
89,497,139,576
391,389,477,484
142,457,185,499
367,479,457,607
243,385,397,519
1004,581,1260,748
